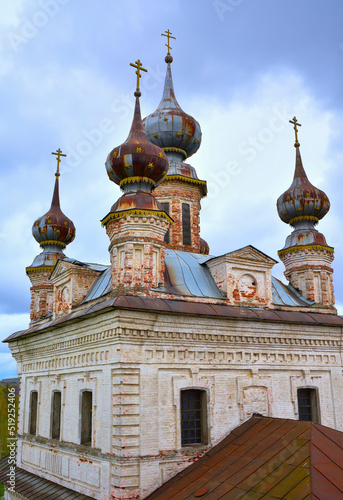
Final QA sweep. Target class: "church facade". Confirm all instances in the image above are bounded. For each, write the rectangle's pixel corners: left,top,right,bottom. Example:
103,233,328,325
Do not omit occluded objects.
3,35,343,500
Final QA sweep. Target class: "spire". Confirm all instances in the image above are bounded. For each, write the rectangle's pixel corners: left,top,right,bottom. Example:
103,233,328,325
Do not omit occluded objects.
50,148,65,209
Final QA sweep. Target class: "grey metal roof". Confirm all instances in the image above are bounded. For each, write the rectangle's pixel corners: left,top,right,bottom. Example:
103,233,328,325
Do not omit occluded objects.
63,258,108,272
80,250,316,307
155,249,224,298
81,266,111,303
272,276,314,307
0,456,94,499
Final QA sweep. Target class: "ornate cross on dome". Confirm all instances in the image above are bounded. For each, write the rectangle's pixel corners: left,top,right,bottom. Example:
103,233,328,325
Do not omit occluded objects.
289,116,302,146
130,59,147,95
162,29,176,55
52,148,66,177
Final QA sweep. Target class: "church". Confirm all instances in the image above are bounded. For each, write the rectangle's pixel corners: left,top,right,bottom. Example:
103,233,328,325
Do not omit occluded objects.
1,31,343,499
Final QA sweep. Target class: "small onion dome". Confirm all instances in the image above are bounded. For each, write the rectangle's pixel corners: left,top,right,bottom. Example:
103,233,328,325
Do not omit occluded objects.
32,175,75,249
106,96,168,189
142,61,201,159
200,237,210,255
277,147,330,227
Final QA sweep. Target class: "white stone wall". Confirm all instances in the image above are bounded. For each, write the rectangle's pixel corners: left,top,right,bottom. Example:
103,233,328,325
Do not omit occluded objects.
9,307,343,499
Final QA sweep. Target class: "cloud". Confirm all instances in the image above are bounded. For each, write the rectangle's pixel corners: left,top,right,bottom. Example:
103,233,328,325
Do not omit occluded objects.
0,313,30,379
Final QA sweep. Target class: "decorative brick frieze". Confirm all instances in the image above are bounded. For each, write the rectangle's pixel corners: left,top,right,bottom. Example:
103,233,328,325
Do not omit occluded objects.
105,212,170,294
206,246,276,307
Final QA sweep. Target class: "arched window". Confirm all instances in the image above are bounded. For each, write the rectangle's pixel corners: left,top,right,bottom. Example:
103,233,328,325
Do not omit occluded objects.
297,388,320,423
181,389,208,446
51,391,62,440
80,391,92,445
29,391,38,435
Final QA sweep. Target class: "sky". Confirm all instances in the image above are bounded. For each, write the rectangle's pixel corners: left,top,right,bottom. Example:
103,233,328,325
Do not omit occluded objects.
1,0,343,379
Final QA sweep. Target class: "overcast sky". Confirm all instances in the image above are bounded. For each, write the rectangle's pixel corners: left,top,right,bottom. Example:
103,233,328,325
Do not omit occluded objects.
1,0,343,379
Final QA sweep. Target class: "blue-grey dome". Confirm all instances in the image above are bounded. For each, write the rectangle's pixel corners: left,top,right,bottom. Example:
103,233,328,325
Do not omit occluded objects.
142,62,201,159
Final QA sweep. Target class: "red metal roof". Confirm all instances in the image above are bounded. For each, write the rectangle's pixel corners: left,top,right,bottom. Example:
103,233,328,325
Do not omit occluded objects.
147,416,343,499
4,296,343,343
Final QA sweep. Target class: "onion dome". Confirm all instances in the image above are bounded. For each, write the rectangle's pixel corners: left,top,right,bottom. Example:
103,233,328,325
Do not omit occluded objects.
277,147,330,227
142,54,201,160
277,117,333,255
105,94,169,191
200,237,210,255
102,59,173,226
32,170,75,249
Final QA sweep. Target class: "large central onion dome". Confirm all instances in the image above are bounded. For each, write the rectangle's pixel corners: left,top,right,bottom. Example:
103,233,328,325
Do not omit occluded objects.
277,147,330,227
105,96,168,192
142,54,201,160
32,172,75,249
102,61,172,223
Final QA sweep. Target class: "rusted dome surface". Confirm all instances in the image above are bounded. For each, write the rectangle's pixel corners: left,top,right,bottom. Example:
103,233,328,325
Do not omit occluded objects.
277,148,330,226
110,190,166,214
200,237,210,255
106,97,168,188
32,176,75,248
142,63,201,159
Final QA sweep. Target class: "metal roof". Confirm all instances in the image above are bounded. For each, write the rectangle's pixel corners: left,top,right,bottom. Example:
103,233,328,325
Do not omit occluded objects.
0,456,94,499
5,295,343,343
81,250,313,307
81,266,111,303
272,276,314,307
155,250,224,298
146,415,343,499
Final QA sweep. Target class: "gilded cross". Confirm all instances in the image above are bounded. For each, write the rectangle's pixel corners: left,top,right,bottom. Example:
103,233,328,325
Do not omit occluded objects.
161,29,176,55
130,59,148,93
52,148,66,176
289,116,301,145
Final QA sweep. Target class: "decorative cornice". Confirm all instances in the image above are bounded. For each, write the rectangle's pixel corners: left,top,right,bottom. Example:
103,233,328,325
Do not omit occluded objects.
119,176,156,188
289,215,319,225
101,208,173,226
26,266,54,274
39,240,66,248
164,174,207,187
162,146,187,158
278,244,334,258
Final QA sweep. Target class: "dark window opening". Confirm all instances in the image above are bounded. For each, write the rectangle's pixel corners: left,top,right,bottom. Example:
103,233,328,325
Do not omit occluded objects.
29,391,38,435
162,202,170,243
297,388,319,422
51,391,61,440
181,389,207,446
81,391,92,445
182,203,191,246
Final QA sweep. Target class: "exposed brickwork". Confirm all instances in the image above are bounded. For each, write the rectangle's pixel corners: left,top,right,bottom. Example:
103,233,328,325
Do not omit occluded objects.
50,262,101,318
105,212,170,294
154,180,204,253
280,247,335,308
206,246,275,308
27,269,55,322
